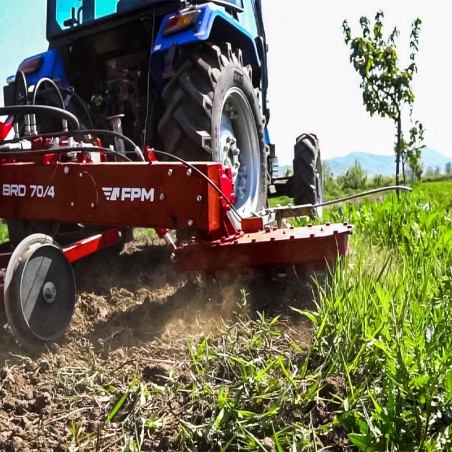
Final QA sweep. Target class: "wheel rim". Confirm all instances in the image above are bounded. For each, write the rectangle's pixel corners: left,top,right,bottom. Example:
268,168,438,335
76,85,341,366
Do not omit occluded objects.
218,88,261,218
4,234,75,345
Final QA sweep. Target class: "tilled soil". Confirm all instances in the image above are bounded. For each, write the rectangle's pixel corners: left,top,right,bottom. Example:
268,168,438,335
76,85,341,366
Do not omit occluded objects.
0,237,344,451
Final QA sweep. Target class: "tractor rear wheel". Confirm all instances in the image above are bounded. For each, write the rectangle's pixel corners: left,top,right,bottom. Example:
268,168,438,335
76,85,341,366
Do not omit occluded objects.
158,42,268,227
293,133,324,218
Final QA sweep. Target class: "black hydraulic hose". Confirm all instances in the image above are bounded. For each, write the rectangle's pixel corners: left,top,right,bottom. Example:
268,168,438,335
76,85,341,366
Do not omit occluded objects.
32,77,65,110
0,145,132,162
79,129,144,160
151,149,243,220
13,71,28,105
60,87,94,128
0,105,80,130
0,127,144,160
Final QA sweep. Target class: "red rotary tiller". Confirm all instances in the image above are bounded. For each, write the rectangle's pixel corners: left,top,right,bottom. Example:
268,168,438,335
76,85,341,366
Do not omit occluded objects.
0,105,352,348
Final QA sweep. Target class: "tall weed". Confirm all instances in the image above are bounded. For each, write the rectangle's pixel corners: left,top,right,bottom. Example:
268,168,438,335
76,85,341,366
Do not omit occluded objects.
308,182,452,450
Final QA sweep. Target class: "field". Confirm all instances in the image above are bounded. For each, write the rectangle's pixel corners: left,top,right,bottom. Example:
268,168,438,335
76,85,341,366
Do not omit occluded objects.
0,181,451,451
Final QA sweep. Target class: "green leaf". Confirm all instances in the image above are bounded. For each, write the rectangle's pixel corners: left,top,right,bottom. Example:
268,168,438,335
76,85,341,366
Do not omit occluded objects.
348,433,374,451
106,390,129,423
410,374,430,390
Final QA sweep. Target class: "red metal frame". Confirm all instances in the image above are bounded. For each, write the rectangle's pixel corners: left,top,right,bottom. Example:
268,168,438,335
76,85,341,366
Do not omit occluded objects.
63,227,130,263
0,161,231,232
174,223,353,273
0,154,353,300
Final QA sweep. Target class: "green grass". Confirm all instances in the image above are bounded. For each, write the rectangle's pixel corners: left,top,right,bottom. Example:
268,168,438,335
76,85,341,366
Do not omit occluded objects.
3,181,452,450
0,220,8,242
309,181,452,450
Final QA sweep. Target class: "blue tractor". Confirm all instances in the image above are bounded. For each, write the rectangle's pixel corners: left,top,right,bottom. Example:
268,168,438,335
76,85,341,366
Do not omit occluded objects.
4,0,322,241
0,0,328,348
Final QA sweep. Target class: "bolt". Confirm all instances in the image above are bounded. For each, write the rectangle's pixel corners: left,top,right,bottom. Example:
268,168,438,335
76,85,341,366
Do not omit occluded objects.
159,193,166,201
168,169,173,176
170,253,177,263
79,172,83,177
187,219,194,227
71,202,75,207
42,282,57,304
64,166,70,175
91,203,95,208
196,195,203,202
118,231,123,238
186,168,192,177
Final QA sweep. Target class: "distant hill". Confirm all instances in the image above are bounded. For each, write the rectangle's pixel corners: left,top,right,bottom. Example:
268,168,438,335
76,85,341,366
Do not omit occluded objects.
324,149,452,177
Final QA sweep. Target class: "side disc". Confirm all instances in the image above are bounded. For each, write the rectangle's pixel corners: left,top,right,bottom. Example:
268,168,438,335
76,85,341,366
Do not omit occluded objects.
4,234,75,347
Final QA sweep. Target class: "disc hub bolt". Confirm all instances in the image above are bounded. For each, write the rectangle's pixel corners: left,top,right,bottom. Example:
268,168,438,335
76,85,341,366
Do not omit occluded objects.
42,282,57,304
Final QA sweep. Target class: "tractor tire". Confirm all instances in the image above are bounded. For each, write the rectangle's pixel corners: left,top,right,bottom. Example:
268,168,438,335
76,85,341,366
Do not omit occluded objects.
158,42,268,226
293,133,324,218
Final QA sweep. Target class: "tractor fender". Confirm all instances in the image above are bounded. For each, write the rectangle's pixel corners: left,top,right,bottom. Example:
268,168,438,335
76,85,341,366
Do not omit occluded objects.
11,49,68,89
151,3,261,87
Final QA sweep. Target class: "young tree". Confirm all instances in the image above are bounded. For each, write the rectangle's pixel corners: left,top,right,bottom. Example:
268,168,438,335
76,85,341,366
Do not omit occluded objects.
404,121,425,181
343,11,423,186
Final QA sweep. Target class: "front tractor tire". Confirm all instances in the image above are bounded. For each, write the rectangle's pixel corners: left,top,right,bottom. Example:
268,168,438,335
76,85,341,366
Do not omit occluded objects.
158,42,268,225
293,133,324,218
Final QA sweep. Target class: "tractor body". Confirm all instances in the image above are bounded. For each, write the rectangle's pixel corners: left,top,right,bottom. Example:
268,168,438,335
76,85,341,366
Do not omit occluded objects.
5,0,274,170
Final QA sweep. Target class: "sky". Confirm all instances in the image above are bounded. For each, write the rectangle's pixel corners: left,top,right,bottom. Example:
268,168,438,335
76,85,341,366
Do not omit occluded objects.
0,0,451,165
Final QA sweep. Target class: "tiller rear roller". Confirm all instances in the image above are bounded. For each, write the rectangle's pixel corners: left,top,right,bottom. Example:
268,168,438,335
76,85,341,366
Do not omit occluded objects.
4,234,75,348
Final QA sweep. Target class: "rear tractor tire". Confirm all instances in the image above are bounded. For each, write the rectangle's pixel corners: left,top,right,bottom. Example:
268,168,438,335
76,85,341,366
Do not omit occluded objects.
293,133,324,218
158,42,268,227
